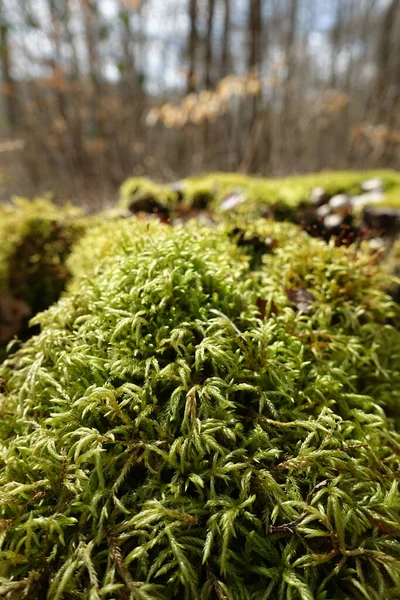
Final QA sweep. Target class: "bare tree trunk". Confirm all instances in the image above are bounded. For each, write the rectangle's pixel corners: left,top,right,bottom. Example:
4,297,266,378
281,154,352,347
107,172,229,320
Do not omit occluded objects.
81,0,102,90
64,0,81,82
220,0,231,78
48,0,69,121
187,0,198,93
248,0,262,72
375,0,399,122
329,0,342,89
118,3,138,95
281,0,298,170
284,0,298,105
0,0,18,131
205,0,215,89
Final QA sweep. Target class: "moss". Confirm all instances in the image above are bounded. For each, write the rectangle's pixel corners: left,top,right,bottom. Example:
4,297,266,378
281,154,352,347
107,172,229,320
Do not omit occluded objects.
0,197,85,348
187,169,400,211
1,218,400,599
66,216,170,291
119,177,178,213
119,170,400,215
380,185,400,208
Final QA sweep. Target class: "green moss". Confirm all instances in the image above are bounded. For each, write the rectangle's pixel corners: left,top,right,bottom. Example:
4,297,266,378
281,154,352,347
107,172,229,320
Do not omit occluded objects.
0,197,85,348
119,170,400,215
119,177,178,212
187,169,400,211
380,185,400,208
66,216,170,291
1,219,400,599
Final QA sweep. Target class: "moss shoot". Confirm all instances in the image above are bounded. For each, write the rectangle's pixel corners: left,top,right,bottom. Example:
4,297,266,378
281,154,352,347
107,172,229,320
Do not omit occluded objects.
0,218,399,599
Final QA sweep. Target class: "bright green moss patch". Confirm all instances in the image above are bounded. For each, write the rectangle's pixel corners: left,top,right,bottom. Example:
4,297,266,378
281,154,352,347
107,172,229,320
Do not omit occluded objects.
1,219,400,599
0,197,85,345
185,170,400,211
119,170,400,215
66,217,170,290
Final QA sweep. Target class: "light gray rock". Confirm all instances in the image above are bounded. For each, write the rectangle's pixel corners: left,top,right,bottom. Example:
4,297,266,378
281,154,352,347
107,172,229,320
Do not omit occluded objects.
310,186,329,206
324,213,343,230
329,194,351,212
220,192,247,211
361,178,383,193
316,204,331,218
368,237,386,251
352,191,384,208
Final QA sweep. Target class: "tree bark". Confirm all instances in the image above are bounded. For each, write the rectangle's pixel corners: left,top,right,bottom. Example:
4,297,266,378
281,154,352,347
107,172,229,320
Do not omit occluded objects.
187,0,198,93
81,0,101,89
205,0,215,89
0,0,18,131
220,0,230,78
375,0,399,121
248,0,262,72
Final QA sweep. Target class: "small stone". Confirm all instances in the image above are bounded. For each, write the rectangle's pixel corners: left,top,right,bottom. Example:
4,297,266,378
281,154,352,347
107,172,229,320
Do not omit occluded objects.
316,204,331,218
220,192,247,211
324,214,344,230
352,191,384,209
329,194,351,212
361,178,383,193
310,187,329,206
368,237,386,251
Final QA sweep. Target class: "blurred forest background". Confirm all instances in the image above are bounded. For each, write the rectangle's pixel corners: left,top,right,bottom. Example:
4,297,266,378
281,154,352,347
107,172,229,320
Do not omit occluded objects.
0,0,399,206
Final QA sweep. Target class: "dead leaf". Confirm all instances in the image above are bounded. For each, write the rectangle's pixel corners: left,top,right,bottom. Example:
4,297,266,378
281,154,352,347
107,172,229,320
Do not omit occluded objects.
256,298,278,319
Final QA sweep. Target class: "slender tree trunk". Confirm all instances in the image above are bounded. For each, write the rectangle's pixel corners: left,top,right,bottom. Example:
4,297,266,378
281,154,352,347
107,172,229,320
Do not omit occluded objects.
205,0,215,89
81,0,101,89
118,3,138,95
48,0,69,121
375,0,398,122
329,0,342,89
220,0,230,78
0,0,18,131
187,0,198,93
248,0,262,72
281,0,298,171
64,0,81,82
284,0,298,98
